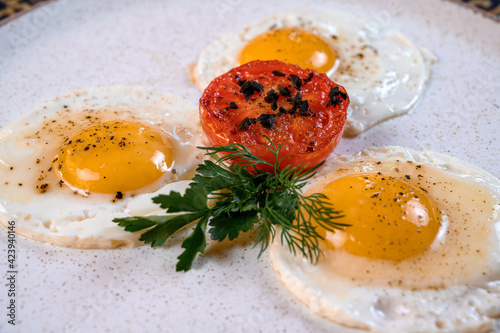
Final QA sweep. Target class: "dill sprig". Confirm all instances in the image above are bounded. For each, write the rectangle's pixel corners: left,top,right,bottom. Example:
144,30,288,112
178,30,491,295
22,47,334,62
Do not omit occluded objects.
113,139,346,271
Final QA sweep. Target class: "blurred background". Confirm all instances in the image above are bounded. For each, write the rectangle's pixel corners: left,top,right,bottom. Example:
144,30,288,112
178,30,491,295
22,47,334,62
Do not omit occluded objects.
1,0,499,22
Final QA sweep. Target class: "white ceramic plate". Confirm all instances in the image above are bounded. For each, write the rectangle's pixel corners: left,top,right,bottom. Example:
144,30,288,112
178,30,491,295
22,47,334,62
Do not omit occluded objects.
0,0,499,332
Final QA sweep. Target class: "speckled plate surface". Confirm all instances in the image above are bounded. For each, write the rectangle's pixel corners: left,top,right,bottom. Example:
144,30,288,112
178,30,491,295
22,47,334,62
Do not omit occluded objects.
0,1,499,332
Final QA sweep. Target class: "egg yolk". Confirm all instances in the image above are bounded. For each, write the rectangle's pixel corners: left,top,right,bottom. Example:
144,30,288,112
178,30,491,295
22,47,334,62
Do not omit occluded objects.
238,28,337,74
319,173,441,261
55,121,172,194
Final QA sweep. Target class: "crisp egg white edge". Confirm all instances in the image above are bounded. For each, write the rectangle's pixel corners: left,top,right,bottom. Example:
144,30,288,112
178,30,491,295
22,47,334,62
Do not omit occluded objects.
0,86,207,249
269,146,500,333
189,11,436,136
0,180,193,249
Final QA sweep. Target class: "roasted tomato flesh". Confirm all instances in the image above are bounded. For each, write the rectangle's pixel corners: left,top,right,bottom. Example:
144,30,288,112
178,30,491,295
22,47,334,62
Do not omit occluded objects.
200,60,349,172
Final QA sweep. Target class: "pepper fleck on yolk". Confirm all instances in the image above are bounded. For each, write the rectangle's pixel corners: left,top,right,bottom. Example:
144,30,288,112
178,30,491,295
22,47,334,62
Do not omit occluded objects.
238,28,337,74
55,121,172,194
319,173,441,261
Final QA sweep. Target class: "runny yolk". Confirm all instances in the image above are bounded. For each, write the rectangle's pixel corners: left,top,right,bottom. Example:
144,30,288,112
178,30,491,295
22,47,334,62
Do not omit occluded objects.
238,28,337,74
55,121,172,194
319,173,441,261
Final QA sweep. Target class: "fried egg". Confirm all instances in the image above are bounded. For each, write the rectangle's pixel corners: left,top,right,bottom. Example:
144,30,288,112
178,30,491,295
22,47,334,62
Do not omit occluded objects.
0,86,205,248
270,146,500,332
190,12,435,136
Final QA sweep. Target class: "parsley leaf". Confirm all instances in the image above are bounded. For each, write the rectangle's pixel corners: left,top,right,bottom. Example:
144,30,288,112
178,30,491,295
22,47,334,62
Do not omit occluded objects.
153,187,208,212
209,210,259,242
113,138,346,271
115,214,198,247
191,160,240,192
176,215,209,271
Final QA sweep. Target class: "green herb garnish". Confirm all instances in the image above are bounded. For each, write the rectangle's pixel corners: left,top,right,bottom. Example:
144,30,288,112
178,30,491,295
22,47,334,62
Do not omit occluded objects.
113,139,346,272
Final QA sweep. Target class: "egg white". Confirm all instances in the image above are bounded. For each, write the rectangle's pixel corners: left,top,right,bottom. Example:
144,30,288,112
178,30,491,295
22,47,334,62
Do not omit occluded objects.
0,86,206,248
190,11,435,136
270,146,500,333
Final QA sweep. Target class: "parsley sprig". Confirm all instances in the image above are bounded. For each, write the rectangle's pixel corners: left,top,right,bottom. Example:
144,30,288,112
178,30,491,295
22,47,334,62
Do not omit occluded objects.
113,140,347,271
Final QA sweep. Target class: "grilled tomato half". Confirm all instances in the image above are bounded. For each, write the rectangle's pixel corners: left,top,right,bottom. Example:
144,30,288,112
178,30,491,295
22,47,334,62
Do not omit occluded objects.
199,60,349,171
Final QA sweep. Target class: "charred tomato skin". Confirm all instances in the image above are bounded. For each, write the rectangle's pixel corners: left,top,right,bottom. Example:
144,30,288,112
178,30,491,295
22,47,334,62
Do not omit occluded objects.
200,60,349,172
